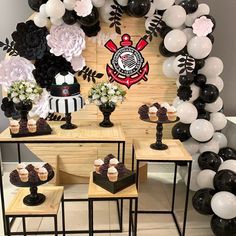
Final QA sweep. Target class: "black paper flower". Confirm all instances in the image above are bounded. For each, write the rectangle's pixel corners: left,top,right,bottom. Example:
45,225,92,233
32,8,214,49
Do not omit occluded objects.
177,86,193,101
81,21,101,37
1,97,20,119
33,52,74,90
11,20,49,60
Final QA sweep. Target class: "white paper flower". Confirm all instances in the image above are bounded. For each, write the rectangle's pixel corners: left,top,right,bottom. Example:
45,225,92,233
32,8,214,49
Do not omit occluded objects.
71,55,86,71
47,23,86,62
75,0,93,17
192,16,214,37
0,56,35,88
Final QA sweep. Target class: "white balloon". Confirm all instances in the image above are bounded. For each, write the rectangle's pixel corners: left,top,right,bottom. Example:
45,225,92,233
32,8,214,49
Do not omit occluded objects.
179,166,187,180
207,76,224,92
210,112,227,131
177,102,198,124
191,153,201,171
92,0,106,8
190,119,214,142
200,57,224,77
199,139,220,154
183,28,195,42
39,4,48,17
219,160,236,173
173,55,195,75
189,84,200,102
163,5,186,29
185,170,201,192
46,0,66,19
176,78,180,88
145,1,156,17
211,192,236,220
34,13,49,28
197,169,215,189
187,36,212,59
164,29,187,53
212,132,228,149
183,138,199,155
205,97,223,113
50,17,64,26
63,0,76,10
162,57,179,78
154,0,174,10
99,0,114,23
173,97,184,108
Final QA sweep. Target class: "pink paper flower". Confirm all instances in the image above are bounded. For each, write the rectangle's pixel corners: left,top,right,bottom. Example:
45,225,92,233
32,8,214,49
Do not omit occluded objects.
0,56,35,88
46,23,86,63
71,55,85,71
75,0,93,17
192,16,214,37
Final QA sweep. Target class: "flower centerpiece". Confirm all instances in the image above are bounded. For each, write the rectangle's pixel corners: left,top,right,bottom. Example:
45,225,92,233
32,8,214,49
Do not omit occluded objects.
88,82,126,127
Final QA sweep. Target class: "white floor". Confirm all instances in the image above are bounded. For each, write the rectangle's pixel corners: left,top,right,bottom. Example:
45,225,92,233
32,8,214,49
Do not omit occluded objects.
0,165,213,236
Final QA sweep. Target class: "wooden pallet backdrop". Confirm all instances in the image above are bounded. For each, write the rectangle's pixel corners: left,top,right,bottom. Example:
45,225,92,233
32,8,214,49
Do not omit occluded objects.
25,16,177,183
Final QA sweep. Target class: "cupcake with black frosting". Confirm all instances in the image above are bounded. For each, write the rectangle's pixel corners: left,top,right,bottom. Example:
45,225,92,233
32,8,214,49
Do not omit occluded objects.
157,107,168,121
138,104,149,120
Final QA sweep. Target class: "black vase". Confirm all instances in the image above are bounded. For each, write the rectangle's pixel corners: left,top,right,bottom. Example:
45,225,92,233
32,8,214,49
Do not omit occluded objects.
127,0,151,18
99,105,115,128
15,101,33,122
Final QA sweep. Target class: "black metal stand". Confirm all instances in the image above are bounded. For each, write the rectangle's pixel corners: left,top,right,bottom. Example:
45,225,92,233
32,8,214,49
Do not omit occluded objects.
150,123,168,150
61,113,77,130
23,187,46,206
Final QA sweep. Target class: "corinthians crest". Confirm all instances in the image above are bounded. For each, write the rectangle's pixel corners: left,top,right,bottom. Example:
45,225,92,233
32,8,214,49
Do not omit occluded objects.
105,34,149,88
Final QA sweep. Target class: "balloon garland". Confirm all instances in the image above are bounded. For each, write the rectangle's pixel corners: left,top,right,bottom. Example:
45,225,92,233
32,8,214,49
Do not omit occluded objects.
0,0,236,235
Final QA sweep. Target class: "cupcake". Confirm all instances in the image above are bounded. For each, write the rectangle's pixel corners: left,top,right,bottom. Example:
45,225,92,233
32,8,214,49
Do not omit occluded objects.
99,164,109,178
94,159,104,174
34,163,42,172
43,163,54,175
27,119,37,133
107,166,118,182
167,106,177,121
38,167,48,181
148,106,158,121
16,163,26,173
157,107,168,121
29,170,39,183
152,102,161,110
37,118,47,131
26,164,35,172
19,169,29,182
138,105,149,120
9,120,20,134
161,102,171,110
109,158,119,167
116,163,127,176
104,154,116,165
10,170,20,184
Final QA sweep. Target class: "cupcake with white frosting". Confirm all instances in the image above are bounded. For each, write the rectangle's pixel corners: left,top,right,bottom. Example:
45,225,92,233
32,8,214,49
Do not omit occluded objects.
94,159,104,174
107,166,118,182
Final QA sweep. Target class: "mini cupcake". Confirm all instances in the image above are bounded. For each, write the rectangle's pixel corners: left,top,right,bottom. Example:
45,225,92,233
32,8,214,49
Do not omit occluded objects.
38,167,48,181
9,120,20,134
19,169,29,182
99,164,109,178
94,159,104,174
167,106,177,121
148,106,158,121
26,164,35,172
43,163,54,175
107,166,118,182
161,102,171,110
34,163,42,172
29,170,39,183
10,170,21,184
157,107,168,121
109,158,119,167
27,119,37,133
16,163,26,173
104,154,116,165
116,163,127,176
138,105,149,120
152,102,161,110
37,118,47,131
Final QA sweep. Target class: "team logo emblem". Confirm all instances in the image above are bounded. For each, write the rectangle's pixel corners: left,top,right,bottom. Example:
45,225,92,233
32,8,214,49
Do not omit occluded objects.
105,34,149,88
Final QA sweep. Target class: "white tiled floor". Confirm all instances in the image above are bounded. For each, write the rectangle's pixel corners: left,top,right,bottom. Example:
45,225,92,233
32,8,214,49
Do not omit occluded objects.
0,165,213,235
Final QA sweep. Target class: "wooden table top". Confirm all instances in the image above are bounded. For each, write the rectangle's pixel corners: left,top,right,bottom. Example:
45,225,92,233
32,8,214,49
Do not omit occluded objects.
133,139,192,162
88,173,138,199
0,121,126,143
6,186,64,216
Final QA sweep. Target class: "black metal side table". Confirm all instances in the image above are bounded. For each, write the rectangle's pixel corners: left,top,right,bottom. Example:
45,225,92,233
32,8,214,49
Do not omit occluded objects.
132,139,192,236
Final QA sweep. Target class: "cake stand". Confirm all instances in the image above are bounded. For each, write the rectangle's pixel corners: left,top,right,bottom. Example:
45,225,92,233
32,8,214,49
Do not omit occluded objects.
10,171,54,206
141,117,179,150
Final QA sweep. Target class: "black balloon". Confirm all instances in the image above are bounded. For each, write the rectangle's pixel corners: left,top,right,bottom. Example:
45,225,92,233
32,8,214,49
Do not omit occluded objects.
172,122,191,142
211,215,236,236
81,21,101,37
77,7,99,26
193,98,206,112
159,41,175,57
159,25,172,38
219,147,236,161
127,0,151,18
194,59,205,73
213,170,236,194
194,74,207,87
197,110,210,121
198,152,221,171
208,34,215,44
179,0,198,14
192,188,216,215
63,10,78,25
28,0,47,12
179,74,194,86
200,84,220,103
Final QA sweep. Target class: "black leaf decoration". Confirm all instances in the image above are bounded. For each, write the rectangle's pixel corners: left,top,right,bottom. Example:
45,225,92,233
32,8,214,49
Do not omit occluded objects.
143,14,164,42
178,54,195,74
0,38,18,56
77,66,104,83
109,0,123,34
46,113,66,121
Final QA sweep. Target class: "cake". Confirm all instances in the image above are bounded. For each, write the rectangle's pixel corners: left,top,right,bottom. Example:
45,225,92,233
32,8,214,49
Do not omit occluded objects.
157,107,168,121
99,164,109,177
27,119,37,133
152,102,161,109
49,72,84,114
148,106,158,121
9,120,20,134
94,159,104,174
107,166,118,182
10,170,21,183
36,118,48,131
43,163,54,175
116,163,127,176
138,104,149,120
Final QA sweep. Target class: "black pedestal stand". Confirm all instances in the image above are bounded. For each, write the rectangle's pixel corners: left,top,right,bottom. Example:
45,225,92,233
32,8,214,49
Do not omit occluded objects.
23,186,46,206
61,113,77,130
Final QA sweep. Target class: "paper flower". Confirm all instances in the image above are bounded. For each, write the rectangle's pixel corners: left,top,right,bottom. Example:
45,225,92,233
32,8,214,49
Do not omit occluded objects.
11,20,48,60
177,86,192,101
33,52,74,90
74,0,93,17
46,23,86,63
1,97,20,119
192,16,214,37
0,56,35,88
71,55,85,71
